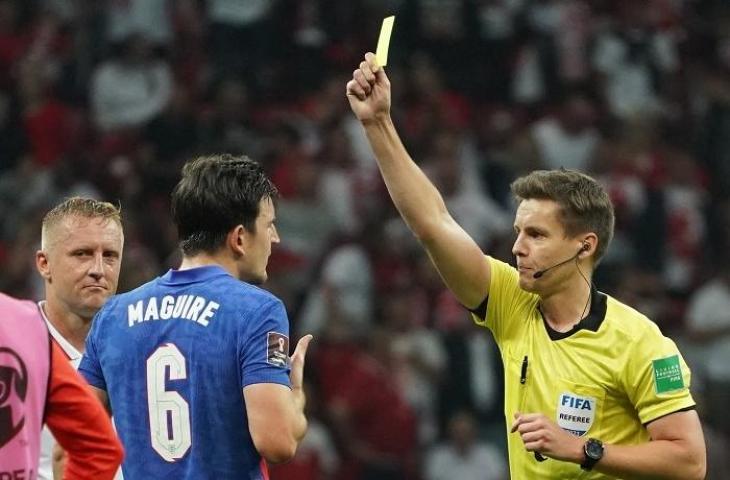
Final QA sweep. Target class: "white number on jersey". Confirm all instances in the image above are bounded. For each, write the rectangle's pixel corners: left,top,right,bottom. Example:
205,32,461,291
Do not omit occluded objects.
146,343,192,462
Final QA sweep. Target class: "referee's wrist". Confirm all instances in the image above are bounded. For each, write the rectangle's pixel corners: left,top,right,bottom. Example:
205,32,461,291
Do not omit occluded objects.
571,437,587,464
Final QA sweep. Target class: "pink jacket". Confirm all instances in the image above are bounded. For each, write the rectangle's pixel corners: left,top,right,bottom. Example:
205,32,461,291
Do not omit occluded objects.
0,293,124,479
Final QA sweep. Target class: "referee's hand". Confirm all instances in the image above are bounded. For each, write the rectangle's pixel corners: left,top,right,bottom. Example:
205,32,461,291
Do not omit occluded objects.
511,412,585,464
346,52,391,124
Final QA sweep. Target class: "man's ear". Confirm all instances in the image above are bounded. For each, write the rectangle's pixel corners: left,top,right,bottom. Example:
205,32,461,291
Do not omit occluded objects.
578,233,599,258
227,225,248,258
36,250,52,280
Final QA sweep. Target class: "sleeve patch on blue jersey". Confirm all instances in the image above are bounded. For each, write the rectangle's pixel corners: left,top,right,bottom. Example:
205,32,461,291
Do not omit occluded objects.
266,332,289,368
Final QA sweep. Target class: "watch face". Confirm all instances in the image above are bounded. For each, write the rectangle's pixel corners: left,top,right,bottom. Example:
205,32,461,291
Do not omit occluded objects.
586,439,603,459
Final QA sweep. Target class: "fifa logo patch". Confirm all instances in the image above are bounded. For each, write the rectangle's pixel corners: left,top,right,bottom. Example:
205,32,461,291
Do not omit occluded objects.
266,332,289,368
556,392,596,436
652,355,684,395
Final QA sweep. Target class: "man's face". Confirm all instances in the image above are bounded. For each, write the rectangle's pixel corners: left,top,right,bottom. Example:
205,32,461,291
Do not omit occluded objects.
240,198,280,284
512,199,584,292
37,215,124,319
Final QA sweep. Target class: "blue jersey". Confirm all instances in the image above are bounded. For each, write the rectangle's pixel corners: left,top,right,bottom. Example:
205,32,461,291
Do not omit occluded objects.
79,266,291,480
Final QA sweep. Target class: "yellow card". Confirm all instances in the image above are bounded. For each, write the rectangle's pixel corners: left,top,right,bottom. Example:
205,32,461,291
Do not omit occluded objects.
375,16,395,67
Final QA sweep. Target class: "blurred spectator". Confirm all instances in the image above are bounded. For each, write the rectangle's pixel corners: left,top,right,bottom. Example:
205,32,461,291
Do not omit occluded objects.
17,43,76,168
297,242,373,338
198,77,261,157
0,88,26,171
323,329,418,480
512,0,593,105
270,382,340,480
0,0,31,88
90,32,172,132
423,129,513,248
695,17,730,199
612,266,674,327
139,82,199,196
433,291,503,434
106,0,172,47
659,145,707,292
530,92,600,171
317,121,367,234
382,286,447,444
401,53,471,148
685,255,730,437
424,410,508,480
470,0,523,101
591,123,651,266
400,0,476,92
471,106,540,207
270,152,338,296
592,2,679,119
206,0,283,90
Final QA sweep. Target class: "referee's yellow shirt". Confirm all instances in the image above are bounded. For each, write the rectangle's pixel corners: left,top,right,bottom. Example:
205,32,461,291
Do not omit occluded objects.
472,257,695,480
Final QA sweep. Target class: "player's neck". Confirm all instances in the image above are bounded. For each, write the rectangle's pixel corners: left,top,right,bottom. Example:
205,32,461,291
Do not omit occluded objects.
179,253,239,279
538,278,592,332
41,298,91,352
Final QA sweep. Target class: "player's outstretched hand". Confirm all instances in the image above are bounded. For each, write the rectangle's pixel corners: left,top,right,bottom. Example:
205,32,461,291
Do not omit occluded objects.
290,334,313,390
346,52,391,124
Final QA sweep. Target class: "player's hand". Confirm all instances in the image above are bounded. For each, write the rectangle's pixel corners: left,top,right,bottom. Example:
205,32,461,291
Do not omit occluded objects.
510,412,584,463
346,52,391,123
289,334,313,390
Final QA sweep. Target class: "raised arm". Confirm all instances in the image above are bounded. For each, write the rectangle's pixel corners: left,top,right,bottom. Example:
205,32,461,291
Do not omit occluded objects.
346,52,491,308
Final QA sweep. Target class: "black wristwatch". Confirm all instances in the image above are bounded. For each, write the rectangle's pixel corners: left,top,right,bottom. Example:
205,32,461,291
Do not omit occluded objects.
581,438,604,471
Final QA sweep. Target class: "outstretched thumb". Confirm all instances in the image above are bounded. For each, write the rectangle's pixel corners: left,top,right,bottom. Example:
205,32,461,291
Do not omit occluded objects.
292,334,314,362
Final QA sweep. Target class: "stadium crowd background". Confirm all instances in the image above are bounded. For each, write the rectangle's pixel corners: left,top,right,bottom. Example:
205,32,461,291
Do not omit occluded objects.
1,0,729,478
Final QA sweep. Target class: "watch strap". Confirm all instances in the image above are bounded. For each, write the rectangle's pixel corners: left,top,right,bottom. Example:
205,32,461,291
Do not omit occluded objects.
580,438,603,471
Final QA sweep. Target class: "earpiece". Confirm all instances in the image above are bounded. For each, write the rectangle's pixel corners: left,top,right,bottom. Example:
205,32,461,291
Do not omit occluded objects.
582,242,590,252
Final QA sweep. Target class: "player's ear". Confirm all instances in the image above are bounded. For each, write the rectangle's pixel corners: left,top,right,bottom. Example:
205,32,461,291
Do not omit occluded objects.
228,225,247,258
36,250,52,280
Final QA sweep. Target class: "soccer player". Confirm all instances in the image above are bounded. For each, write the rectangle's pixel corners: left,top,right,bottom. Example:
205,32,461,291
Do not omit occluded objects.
346,52,706,479
34,197,125,480
0,292,124,479
79,154,312,479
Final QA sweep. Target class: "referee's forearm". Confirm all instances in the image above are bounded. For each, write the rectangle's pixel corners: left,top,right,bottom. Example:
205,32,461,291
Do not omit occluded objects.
592,439,705,480
363,115,450,241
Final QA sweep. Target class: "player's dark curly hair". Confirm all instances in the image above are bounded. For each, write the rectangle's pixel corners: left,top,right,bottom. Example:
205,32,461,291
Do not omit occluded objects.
171,154,278,256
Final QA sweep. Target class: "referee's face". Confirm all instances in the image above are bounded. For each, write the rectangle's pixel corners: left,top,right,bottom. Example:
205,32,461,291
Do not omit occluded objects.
512,199,579,292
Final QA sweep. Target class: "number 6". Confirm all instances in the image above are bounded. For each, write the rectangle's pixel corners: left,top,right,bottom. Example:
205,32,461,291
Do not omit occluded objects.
146,343,192,462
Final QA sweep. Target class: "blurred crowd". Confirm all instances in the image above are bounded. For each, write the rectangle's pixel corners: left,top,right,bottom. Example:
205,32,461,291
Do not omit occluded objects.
1,0,730,478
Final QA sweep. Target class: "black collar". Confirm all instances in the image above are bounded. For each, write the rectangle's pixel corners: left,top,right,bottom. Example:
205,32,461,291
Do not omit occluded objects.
541,285,607,340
